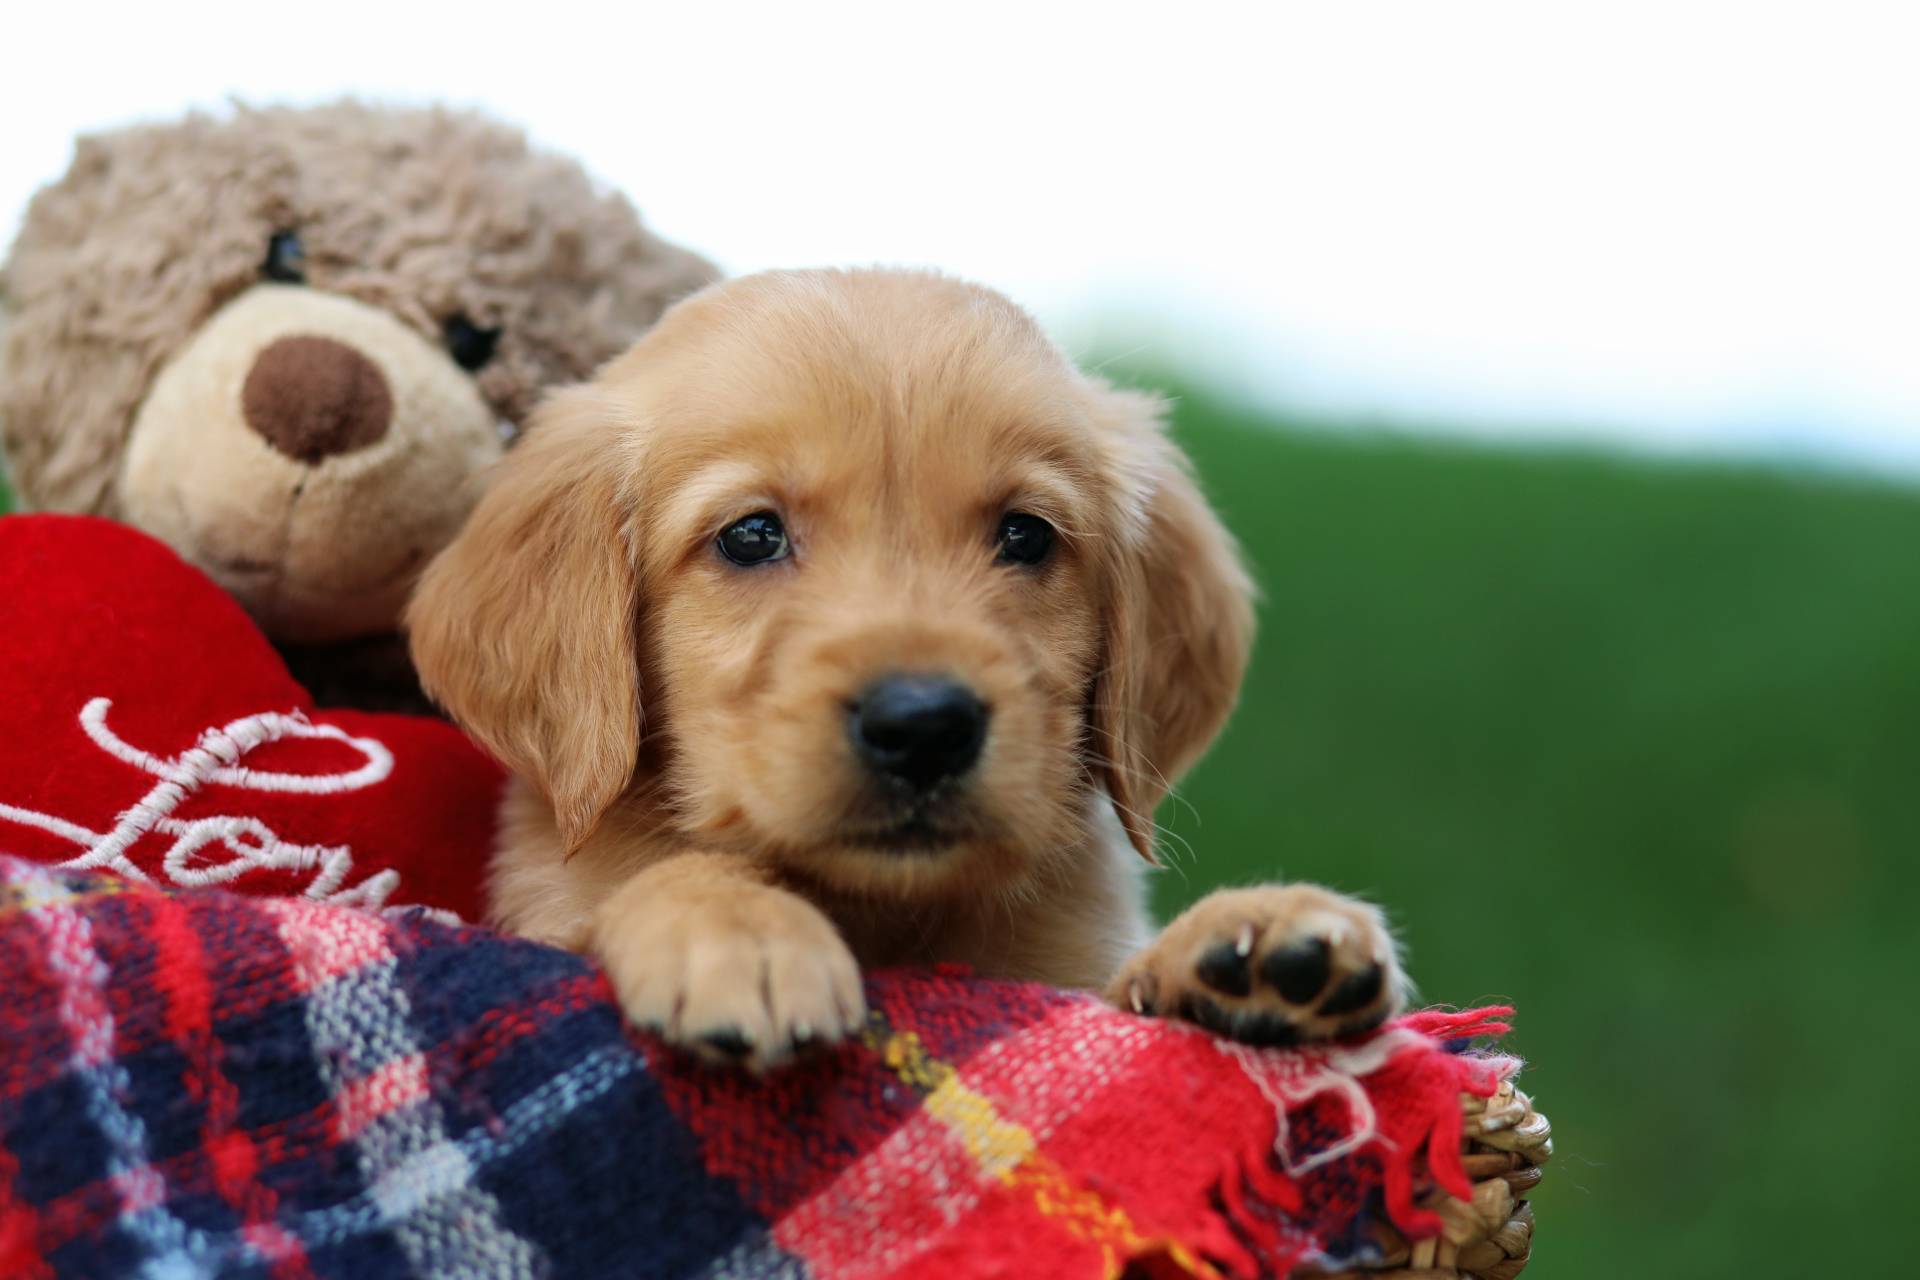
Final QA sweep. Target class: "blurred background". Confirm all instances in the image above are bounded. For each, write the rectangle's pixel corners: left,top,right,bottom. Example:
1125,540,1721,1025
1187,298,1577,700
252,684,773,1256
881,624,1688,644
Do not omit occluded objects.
4,3,1916,1274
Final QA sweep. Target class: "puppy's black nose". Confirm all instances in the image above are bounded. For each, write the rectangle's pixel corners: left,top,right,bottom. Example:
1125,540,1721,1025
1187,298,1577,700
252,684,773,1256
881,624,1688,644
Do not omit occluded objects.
850,675,988,789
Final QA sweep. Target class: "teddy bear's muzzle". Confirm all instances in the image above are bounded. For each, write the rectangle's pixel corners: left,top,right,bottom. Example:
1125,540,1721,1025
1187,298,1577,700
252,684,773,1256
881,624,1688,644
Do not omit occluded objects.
113,285,506,645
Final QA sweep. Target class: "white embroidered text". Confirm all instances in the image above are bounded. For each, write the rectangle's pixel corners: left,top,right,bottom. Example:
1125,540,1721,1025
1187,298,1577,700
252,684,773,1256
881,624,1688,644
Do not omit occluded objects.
0,697,401,909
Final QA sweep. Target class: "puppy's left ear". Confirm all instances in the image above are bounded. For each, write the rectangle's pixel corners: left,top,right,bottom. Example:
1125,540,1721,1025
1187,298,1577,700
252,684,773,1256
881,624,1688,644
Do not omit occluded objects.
407,385,643,852
1087,382,1256,862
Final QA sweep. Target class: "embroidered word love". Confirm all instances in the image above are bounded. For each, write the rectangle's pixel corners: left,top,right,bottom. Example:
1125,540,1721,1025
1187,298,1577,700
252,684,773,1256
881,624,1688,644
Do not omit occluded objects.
0,697,401,908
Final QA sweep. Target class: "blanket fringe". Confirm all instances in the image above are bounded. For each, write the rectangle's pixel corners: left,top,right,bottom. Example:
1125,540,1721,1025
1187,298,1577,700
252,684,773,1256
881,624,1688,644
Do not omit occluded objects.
1203,1007,1520,1275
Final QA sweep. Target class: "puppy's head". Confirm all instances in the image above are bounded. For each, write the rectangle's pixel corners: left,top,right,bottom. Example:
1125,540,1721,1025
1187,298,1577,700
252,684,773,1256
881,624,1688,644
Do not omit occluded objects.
409,269,1253,900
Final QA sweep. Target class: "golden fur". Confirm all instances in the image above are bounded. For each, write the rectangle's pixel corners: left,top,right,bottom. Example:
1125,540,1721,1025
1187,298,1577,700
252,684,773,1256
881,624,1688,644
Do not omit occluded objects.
410,268,1405,1066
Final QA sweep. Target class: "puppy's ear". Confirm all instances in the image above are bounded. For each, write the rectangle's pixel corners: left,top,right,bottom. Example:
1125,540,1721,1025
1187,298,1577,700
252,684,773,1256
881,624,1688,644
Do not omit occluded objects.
1088,383,1256,862
407,385,641,852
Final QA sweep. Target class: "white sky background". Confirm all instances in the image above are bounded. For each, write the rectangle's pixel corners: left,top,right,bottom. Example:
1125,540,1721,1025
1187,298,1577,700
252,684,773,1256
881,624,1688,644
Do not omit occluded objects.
4,3,1917,472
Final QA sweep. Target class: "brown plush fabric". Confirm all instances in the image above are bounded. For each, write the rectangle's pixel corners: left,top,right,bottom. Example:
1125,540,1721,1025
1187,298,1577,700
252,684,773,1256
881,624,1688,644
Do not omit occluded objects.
0,100,718,514
241,335,394,461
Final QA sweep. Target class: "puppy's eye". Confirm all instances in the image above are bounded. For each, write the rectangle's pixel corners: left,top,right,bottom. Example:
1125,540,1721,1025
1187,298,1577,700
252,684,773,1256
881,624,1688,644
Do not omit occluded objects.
444,314,502,372
262,230,306,284
717,511,791,566
995,511,1056,566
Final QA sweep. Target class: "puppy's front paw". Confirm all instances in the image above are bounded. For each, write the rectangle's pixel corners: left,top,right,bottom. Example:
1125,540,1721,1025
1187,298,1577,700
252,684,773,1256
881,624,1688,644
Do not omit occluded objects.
1107,884,1405,1046
595,876,866,1071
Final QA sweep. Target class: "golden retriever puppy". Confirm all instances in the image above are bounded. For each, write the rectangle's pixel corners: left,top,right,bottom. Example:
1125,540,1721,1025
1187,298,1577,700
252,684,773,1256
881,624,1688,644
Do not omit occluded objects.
408,268,1406,1068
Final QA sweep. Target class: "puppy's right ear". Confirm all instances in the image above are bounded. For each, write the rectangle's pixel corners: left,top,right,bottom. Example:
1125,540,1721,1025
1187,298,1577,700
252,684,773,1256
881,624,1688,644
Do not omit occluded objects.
407,385,641,852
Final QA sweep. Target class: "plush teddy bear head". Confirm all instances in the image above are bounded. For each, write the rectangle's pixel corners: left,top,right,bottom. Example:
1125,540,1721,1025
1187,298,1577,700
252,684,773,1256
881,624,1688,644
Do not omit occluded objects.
0,101,714,654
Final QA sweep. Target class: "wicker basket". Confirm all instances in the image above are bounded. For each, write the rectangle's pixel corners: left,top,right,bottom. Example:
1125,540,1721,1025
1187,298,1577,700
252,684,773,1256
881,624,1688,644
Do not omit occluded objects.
1325,1079,1553,1280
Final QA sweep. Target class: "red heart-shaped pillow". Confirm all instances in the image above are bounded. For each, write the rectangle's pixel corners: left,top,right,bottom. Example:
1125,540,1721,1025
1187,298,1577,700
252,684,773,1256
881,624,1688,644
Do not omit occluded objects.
0,514,500,920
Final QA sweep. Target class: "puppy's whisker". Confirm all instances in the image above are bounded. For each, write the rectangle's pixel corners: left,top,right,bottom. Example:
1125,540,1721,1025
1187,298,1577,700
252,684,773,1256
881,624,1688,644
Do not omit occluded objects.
1075,756,1196,870
1080,720,1184,801
1081,342,1157,376
1085,740,1188,826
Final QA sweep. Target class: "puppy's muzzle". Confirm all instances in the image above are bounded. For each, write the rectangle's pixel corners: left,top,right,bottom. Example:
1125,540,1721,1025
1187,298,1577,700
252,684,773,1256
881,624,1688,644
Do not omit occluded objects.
849,674,988,792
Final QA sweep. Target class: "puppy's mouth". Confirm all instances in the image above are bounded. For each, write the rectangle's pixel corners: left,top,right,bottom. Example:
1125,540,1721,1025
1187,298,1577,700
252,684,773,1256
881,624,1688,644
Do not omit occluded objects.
836,791,990,857
841,814,969,855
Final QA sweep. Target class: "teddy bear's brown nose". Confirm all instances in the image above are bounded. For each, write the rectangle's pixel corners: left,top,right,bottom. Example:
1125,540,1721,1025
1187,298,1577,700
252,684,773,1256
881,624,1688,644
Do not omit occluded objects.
241,335,393,463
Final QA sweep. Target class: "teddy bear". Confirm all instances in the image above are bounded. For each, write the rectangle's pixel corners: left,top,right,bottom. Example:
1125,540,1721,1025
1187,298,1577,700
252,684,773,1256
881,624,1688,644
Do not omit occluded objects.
0,101,716,708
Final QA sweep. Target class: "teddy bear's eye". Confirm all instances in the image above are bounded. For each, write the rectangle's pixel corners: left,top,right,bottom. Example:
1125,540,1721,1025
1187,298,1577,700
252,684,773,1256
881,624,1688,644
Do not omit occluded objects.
261,230,306,284
443,314,502,372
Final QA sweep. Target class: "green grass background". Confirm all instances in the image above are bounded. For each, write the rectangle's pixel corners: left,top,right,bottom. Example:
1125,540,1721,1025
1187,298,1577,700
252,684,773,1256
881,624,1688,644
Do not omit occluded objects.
4,388,1916,1274
1144,388,1920,1276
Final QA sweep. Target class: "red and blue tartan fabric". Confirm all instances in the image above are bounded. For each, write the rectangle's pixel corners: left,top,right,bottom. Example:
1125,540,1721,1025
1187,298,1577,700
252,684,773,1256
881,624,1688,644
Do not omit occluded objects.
0,856,1519,1280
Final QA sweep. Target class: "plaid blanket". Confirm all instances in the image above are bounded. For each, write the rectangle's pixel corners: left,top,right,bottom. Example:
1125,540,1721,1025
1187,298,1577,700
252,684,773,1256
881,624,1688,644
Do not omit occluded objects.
0,856,1519,1279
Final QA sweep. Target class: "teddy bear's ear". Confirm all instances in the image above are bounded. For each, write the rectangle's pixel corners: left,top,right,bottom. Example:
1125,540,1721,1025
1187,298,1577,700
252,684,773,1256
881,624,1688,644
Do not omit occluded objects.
407,385,642,853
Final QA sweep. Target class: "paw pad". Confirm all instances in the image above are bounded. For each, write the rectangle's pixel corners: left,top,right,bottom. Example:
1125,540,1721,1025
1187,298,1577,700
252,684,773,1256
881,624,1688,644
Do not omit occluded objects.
1111,885,1405,1048
1259,937,1331,1003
